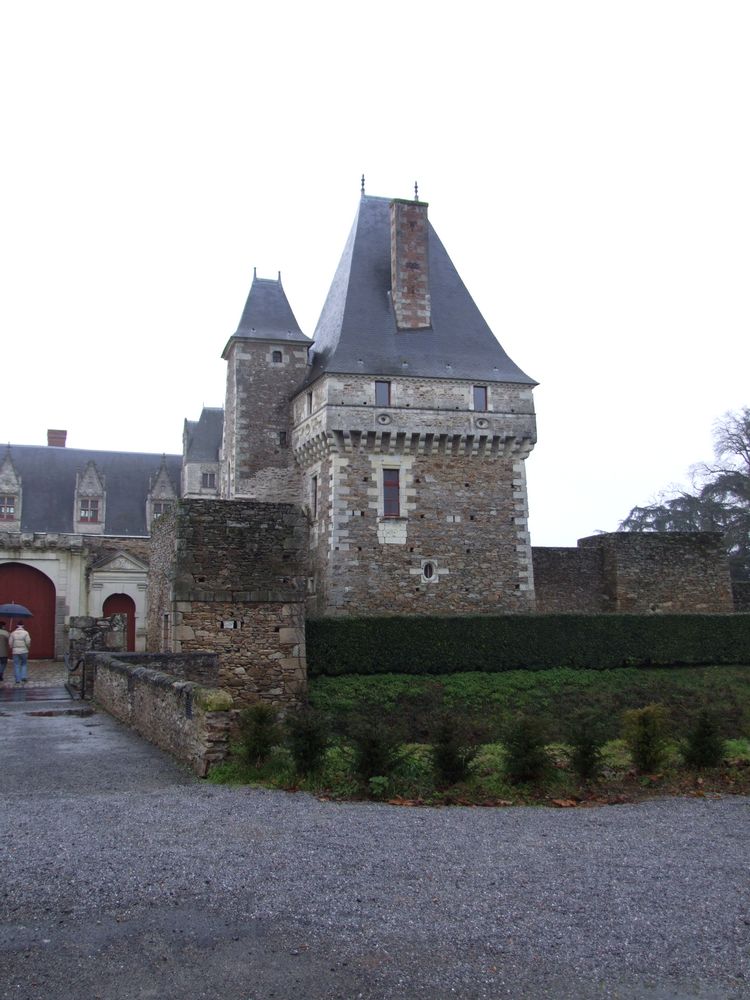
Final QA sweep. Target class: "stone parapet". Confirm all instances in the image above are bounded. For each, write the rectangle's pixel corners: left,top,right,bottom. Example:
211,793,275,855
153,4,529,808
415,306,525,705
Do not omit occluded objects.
88,651,233,776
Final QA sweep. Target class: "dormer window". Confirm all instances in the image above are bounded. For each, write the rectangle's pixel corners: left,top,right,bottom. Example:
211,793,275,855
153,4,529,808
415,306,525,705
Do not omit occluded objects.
201,472,216,489
0,495,16,520
473,386,488,411
152,501,172,518
375,380,391,406
272,350,283,363
79,498,100,523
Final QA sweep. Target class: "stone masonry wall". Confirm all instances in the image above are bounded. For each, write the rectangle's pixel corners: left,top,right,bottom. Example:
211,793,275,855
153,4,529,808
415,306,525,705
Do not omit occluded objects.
308,449,534,616
148,499,308,711
533,533,734,614
532,547,607,613
224,341,309,502
89,651,232,776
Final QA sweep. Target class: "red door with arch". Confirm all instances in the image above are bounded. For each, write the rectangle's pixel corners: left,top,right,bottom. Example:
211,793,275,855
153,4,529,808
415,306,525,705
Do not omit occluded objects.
0,563,57,659
103,593,136,651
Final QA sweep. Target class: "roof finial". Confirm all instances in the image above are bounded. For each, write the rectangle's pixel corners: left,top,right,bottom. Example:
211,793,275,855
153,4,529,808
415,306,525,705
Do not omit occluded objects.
361,174,365,196
414,180,419,201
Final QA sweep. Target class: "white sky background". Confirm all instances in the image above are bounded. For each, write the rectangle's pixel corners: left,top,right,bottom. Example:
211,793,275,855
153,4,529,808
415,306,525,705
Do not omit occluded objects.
1,1,748,546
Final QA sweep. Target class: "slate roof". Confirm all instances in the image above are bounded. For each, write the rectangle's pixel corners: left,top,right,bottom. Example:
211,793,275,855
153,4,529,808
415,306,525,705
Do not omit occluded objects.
223,273,311,358
306,195,536,386
183,407,224,463
5,445,182,536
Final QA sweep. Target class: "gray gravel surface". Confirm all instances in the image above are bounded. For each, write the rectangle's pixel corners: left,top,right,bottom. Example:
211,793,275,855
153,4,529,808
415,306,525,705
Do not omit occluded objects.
1,710,749,999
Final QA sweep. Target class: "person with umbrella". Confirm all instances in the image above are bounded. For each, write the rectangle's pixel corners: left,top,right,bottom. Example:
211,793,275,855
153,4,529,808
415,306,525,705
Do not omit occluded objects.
0,621,8,682
0,604,32,684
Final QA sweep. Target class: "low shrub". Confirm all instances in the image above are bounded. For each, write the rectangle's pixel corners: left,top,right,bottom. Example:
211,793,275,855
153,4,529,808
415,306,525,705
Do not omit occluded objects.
567,715,605,784
683,711,725,769
238,704,281,766
431,713,478,786
286,708,331,777
348,713,402,785
503,716,549,785
622,704,670,774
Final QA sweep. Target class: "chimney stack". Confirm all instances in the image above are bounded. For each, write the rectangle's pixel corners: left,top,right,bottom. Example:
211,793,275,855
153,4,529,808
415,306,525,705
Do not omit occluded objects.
390,198,431,330
47,429,67,447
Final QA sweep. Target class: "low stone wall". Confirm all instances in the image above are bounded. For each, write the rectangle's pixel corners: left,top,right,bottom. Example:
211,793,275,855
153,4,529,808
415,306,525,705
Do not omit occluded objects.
87,652,233,776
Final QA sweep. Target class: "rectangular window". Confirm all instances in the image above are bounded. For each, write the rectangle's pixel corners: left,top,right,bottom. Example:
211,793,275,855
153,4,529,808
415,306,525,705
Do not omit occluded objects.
306,391,313,415
278,430,287,447
0,495,16,519
79,498,100,522
311,475,318,519
375,380,391,406
271,350,283,363
153,501,171,517
201,472,216,489
473,385,488,411
383,468,400,518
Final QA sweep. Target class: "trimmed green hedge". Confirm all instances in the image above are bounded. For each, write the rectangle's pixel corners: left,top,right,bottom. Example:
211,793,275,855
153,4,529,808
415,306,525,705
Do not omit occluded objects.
306,614,750,677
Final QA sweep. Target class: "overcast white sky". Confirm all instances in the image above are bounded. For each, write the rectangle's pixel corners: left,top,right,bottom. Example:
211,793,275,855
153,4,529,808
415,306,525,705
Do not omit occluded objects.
1,1,748,546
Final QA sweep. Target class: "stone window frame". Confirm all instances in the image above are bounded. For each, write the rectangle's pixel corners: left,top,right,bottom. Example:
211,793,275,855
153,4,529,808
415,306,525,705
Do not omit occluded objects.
152,501,172,517
421,559,438,583
201,472,216,489
368,455,414,522
472,385,488,412
271,349,283,364
375,380,392,406
0,494,17,520
382,468,400,518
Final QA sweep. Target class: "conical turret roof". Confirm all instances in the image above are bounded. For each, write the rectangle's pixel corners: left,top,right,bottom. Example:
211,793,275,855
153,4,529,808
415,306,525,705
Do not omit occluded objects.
222,273,311,358
306,195,535,386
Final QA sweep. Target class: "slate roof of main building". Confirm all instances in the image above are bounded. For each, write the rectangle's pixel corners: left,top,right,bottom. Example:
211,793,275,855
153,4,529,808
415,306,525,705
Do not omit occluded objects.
4,445,182,536
306,195,536,386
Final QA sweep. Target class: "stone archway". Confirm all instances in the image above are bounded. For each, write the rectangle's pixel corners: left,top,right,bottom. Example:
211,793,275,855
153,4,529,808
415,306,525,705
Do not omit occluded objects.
0,563,57,658
103,593,136,651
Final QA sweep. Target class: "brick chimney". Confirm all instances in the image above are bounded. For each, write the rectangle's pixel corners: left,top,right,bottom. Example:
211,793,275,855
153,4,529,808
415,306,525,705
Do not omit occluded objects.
47,429,67,447
390,198,431,330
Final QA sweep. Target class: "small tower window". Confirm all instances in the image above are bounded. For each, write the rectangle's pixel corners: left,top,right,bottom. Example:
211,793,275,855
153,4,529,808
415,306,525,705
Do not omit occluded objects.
307,391,313,415
375,380,391,406
152,501,171,518
383,468,400,518
473,386,488,411
201,472,216,489
278,431,287,447
272,350,283,363
311,475,318,519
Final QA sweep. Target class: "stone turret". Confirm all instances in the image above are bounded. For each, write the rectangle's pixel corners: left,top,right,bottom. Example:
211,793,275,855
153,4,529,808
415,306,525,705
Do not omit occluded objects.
220,272,311,502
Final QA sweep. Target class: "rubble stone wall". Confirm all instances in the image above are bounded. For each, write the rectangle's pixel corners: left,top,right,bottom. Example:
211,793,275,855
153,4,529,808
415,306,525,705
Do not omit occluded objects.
533,533,734,614
88,651,232,776
147,499,308,711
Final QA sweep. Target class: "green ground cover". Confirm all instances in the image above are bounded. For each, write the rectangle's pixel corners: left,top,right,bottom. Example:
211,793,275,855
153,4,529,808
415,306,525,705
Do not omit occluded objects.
209,665,750,805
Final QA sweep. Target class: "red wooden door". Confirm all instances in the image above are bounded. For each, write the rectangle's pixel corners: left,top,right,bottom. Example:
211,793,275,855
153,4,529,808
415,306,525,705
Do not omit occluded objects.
103,593,136,651
0,563,56,659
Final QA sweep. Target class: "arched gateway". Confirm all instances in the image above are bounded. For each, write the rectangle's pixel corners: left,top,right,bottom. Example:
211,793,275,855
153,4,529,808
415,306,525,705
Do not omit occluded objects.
103,593,136,651
0,563,56,658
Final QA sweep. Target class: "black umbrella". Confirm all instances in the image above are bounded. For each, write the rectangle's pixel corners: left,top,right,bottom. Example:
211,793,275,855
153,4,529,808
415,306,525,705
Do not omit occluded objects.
0,603,33,618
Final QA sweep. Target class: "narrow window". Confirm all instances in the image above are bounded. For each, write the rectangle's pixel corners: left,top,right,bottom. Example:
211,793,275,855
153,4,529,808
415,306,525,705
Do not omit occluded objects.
383,468,400,518
79,498,100,522
201,472,216,489
272,350,283,363
0,495,16,519
278,430,287,447
473,385,488,411
423,561,435,580
311,475,318,519
306,391,313,415
153,501,171,518
375,380,391,406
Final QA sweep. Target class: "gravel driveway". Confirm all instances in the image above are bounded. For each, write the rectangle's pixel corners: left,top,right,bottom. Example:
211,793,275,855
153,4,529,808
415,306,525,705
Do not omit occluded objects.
1,707,749,999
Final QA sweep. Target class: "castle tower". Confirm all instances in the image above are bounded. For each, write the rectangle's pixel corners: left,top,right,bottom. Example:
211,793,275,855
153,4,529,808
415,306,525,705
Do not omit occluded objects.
292,193,538,616
221,272,312,501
